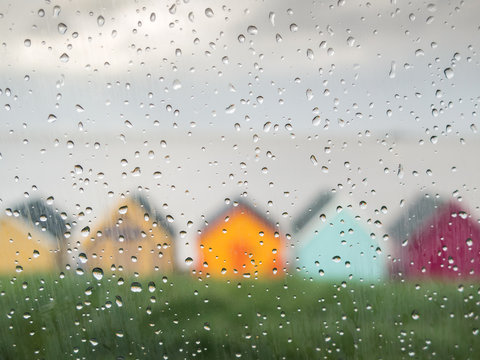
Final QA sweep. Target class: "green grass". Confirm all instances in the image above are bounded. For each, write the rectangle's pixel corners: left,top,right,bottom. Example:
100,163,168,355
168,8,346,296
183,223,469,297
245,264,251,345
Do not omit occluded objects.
0,272,479,359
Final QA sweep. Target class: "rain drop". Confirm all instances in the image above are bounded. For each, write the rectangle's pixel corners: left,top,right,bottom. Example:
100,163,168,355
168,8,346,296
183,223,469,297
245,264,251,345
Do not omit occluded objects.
92,267,104,280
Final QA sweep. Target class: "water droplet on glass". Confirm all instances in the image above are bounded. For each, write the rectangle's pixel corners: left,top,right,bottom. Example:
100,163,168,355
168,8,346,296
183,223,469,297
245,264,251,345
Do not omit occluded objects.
172,79,182,90
310,155,318,166
444,67,454,79
74,165,83,174
58,23,67,35
290,23,298,32
332,256,341,263
24,39,31,47
53,5,61,17
185,257,193,265
131,167,141,176
247,26,258,35
306,89,314,101
130,282,142,293
205,8,214,18
225,104,236,114
92,267,104,280
307,48,314,60
389,61,396,79
411,311,420,320
118,206,128,215
79,253,88,263
150,12,156,22
97,16,105,27
269,12,275,26
59,53,69,63
81,226,90,237
47,114,57,123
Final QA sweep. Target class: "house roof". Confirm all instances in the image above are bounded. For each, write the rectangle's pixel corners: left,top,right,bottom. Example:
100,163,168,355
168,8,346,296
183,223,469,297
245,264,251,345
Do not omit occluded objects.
125,193,176,238
293,191,335,232
200,197,279,238
388,195,444,243
14,198,67,241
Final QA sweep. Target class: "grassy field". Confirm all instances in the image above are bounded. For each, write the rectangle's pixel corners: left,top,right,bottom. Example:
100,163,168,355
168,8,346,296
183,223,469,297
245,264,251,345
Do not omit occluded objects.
0,272,479,359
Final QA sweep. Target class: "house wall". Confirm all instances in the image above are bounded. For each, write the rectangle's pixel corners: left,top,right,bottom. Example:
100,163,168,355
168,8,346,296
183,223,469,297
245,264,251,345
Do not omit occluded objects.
0,217,59,274
296,211,387,281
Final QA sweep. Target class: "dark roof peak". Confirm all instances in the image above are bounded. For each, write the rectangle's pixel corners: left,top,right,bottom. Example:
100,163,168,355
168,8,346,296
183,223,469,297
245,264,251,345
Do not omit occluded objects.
13,197,67,240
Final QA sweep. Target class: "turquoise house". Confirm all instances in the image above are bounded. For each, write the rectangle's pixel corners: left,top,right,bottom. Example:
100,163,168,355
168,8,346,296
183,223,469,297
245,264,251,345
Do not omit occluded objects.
293,192,388,282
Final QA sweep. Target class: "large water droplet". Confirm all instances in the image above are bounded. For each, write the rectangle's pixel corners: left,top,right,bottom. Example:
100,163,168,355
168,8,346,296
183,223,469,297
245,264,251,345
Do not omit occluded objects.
172,79,182,90
81,226,90,237
444,67,454,79
247,26,258,35
205,8,214,18
97,16,105,27
58,23,67,35
389,61,396,79
268,11,275,26
130,282,142,293
59,53,69,63
79,253,88,263
92,267,104,280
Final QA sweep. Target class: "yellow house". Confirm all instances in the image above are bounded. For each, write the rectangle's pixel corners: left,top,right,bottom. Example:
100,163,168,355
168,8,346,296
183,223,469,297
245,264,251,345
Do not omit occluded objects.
196,200,285,279
0,199,66,274
81,194,175,275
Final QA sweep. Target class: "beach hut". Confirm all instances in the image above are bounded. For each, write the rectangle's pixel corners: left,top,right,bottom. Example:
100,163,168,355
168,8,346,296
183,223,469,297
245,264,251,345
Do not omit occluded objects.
389,196,480,279
0,198,67,274
196,199,285,278
293,191,387,282
81,194,175,275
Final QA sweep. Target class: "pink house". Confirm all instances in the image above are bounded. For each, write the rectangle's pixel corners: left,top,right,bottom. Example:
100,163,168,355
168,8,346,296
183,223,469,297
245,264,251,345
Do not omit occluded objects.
390,197,480,279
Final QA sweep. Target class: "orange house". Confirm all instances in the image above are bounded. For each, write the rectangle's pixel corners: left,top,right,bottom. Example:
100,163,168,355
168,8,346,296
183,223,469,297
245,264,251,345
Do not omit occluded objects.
196,200,285,278
81,194,175,275
0,199,67,274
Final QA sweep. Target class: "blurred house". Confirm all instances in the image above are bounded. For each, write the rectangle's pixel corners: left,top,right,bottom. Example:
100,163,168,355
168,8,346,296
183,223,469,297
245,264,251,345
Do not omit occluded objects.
81,194,175,275
0,198,67,274
389,196,480,279
196,199,285,278
293,191,387,281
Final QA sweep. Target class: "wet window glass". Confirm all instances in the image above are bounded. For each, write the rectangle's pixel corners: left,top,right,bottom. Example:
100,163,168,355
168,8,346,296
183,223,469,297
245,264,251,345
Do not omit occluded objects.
1,0,480,358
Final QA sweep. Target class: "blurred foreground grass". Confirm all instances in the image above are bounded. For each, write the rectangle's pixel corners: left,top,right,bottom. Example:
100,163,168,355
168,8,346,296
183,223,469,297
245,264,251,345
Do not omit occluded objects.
0,273,479,359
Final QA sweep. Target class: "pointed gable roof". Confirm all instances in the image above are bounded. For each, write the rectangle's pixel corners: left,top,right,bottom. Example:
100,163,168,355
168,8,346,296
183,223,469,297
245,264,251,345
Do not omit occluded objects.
202,197,278,236
388,194,444,245
129,193,175,237
293,191,334,232
13,198,67,242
